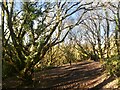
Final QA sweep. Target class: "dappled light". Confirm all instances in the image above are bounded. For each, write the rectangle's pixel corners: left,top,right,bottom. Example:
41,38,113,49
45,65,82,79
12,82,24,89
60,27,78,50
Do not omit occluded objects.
2,0,120,89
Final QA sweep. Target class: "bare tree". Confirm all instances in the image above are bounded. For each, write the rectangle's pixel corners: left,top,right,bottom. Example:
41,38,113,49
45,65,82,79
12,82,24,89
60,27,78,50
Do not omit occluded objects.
2,0,97,82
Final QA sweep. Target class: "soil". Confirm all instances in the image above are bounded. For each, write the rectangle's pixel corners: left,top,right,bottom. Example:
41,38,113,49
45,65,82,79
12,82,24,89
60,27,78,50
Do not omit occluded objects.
3,60,118,89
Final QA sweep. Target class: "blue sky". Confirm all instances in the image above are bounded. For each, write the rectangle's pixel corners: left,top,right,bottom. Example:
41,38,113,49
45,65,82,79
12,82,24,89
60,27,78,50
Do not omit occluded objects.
1,1,118,46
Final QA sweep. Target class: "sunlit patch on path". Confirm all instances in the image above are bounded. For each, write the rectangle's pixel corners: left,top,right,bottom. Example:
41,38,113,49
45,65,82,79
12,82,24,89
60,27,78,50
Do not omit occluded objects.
3,60,117,89
34,60,107,89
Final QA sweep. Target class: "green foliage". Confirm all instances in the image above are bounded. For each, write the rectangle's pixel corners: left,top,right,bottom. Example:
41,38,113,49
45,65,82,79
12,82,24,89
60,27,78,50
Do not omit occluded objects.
64,45,76,64
42,65,56,70
104,55,120,77
75,45,91,61
34,63,56,72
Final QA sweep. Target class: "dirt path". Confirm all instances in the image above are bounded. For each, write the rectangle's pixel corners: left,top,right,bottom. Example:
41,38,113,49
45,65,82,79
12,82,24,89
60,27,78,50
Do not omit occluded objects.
3,60,115,89
33,60,107,89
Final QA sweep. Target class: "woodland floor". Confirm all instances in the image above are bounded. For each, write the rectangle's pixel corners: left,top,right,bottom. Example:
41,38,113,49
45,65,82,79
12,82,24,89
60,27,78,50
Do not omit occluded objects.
3,60,119,89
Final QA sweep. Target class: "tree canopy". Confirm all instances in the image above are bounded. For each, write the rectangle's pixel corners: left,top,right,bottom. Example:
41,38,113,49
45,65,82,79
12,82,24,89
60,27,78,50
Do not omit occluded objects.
2,0,120,87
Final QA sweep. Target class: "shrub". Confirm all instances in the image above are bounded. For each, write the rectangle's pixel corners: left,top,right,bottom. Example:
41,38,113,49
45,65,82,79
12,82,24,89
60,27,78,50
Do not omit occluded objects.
104,55,120,77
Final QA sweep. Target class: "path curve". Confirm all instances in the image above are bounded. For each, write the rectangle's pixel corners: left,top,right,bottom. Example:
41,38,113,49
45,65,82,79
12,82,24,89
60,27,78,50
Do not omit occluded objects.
34,60,106,89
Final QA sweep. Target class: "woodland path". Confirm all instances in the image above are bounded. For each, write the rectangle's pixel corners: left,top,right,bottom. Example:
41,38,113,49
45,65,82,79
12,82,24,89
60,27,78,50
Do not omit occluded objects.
3,60,115,89
34,60,113,89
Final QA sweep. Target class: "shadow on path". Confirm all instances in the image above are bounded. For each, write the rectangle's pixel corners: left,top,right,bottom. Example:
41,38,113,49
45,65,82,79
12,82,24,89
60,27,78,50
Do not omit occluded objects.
3,61,114,89
90,76,115,90
34,61,105,89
